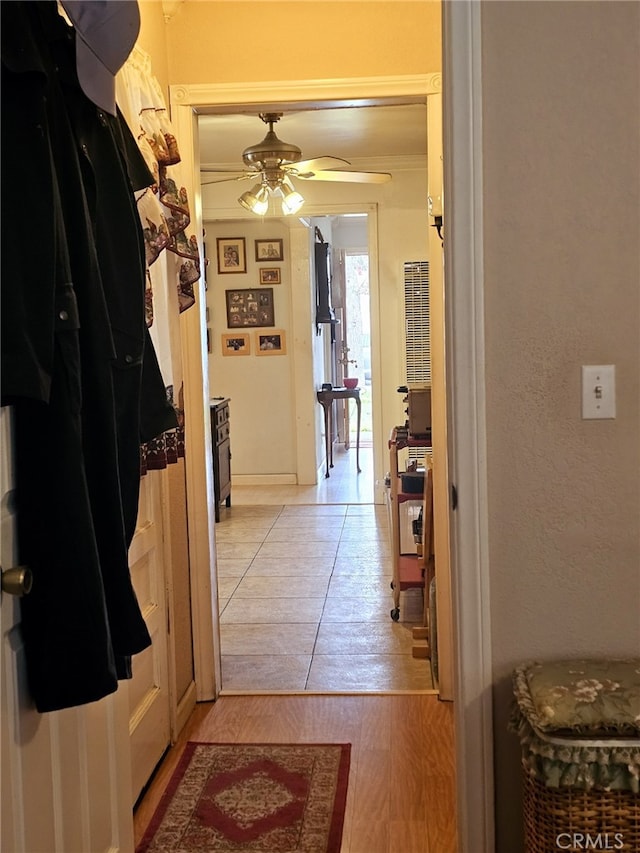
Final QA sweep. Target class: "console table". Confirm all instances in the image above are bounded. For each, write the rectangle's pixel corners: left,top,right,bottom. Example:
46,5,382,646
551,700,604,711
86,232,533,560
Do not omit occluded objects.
316,387,361,478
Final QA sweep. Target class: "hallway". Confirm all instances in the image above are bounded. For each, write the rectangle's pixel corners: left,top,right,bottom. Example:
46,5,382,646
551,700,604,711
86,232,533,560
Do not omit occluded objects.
216,446,434,692
230,437,377,506
133,448,455,852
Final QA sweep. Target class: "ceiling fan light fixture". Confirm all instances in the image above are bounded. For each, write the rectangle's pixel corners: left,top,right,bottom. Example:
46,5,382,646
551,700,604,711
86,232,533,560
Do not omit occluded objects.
280,183,304,215
238,183,269,215
203,112,394,215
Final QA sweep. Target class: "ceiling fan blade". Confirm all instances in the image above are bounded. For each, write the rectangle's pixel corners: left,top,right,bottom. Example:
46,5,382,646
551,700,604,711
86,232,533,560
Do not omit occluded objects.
200,166,249,172
286,156,351,174
201,173,255,185
296,169,392,184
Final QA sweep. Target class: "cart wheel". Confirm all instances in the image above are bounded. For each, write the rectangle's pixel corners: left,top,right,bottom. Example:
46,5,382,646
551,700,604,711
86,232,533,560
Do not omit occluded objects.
390,608,400,622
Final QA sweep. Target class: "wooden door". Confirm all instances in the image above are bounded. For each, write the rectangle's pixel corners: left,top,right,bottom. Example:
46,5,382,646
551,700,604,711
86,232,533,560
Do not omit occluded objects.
1,407,135,853
127,470,171,804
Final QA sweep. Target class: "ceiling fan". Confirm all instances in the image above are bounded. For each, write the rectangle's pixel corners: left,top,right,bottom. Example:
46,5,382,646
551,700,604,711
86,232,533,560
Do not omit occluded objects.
200,112,392,215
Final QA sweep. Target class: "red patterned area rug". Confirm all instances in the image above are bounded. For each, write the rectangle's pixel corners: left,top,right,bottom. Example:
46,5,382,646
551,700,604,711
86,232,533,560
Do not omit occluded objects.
137,742,351,853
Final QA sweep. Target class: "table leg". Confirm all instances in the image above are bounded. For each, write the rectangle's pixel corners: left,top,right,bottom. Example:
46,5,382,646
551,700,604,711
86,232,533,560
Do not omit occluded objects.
328,402,334,470
344,397,350,451
355,395,362,473
323,402,330,477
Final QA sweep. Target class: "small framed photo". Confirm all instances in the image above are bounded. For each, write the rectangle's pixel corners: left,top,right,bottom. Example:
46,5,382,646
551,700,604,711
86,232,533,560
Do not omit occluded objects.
225,287,274,328
256,330,286,356
259,267,281,285
216,237,247,274
255,239,283,262
221,333,251,356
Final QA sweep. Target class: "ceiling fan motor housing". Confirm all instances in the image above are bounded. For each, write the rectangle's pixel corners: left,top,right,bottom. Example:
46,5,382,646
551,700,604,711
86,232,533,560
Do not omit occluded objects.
242,112,302,169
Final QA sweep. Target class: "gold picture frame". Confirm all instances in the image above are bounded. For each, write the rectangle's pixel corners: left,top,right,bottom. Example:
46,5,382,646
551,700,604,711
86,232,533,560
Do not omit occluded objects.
259,267,281,284
221,333,251,356
216,237,247,274
255,239,283,262
255,330,286,355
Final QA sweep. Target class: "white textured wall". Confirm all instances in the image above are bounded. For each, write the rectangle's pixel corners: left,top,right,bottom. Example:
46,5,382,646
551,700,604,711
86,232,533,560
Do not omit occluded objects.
203,164,428,484
205,219,296,476
482,3,640,849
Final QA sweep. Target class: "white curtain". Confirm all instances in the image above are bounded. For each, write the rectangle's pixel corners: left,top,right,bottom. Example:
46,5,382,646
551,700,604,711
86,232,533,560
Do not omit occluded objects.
116,46,200,470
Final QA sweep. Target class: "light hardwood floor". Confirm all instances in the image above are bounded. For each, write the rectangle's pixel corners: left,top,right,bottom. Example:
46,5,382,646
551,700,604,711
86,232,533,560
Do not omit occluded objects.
133,694,457,853
133,446,457,852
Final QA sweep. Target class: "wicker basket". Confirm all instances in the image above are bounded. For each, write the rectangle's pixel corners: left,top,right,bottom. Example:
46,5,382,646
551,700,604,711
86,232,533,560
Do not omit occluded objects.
523,768,640,853
512,660,640,853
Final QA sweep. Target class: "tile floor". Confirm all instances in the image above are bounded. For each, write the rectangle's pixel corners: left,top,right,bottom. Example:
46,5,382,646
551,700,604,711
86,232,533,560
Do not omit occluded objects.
215,447,435,693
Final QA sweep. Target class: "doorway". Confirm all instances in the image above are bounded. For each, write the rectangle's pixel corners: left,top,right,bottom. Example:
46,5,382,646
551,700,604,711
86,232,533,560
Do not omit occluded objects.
330,235,374,450
165,32,495,844
197,90,434,691
205,202,408,692
169,73,450,697
312,214,374,466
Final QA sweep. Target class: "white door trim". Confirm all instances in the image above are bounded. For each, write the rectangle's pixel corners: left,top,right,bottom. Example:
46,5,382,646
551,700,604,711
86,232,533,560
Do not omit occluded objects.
167,102,221,702
444,2,495,851
170,74,442,109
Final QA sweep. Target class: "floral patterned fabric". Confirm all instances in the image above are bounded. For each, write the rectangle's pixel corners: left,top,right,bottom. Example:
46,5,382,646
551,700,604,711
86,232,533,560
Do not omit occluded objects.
116,47,198,473
510,659,640,791
116,48,199,312
513,659,640,736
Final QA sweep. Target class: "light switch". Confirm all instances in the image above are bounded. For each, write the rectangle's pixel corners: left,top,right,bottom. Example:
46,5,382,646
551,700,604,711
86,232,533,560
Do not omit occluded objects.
582,365,616,419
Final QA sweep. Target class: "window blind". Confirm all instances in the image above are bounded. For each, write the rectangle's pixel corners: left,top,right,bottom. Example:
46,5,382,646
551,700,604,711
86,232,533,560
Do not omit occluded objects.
403,261,431,461
404,261,430,384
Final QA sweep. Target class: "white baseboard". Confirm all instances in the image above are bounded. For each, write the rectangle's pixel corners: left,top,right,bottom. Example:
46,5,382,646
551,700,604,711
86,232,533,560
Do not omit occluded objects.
232,473,298,486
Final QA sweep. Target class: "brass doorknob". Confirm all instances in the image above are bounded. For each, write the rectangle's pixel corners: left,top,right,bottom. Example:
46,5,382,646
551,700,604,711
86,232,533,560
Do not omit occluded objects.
1,566,33,596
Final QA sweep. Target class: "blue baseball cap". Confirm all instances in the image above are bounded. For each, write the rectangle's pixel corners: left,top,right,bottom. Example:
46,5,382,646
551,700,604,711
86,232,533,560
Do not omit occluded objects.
60,0,140,115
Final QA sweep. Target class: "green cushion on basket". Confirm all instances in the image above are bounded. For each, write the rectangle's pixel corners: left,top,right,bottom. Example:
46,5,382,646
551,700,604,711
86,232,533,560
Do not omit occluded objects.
513,659,640,737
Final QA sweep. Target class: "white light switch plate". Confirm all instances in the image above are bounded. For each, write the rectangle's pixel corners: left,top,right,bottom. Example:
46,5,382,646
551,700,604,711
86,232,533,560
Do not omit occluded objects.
582,365,616,419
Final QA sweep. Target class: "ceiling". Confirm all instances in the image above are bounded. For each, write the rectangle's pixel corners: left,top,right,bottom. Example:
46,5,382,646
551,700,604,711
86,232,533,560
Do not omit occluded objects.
198,102,428,171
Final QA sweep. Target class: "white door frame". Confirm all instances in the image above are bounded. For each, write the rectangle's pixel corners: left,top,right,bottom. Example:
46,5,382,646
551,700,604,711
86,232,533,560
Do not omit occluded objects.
170,19,494,844
443,2,494,850
169,74,442,707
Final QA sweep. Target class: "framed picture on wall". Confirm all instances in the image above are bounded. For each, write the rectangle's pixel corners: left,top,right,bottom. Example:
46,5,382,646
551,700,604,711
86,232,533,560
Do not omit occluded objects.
221,333,251,356
255,330,286,356
259,267,281,284
216,237,247,273
255,238,283,262
225,287,275,328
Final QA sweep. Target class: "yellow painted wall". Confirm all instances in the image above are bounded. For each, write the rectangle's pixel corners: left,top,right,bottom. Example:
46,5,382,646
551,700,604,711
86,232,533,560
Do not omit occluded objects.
164,1,441,85
137,1,169,93
204,218,297,477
